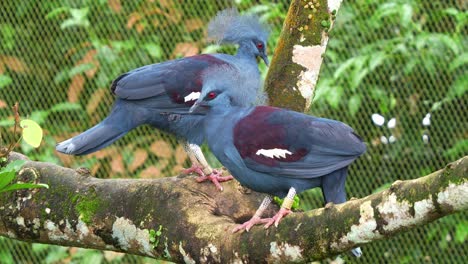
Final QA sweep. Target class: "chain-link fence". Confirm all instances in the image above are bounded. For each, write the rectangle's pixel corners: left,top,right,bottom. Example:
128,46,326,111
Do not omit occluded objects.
0,0,466,263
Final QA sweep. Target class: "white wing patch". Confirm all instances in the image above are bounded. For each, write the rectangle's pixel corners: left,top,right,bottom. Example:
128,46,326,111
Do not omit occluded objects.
256,148,292,159
184,92,200,102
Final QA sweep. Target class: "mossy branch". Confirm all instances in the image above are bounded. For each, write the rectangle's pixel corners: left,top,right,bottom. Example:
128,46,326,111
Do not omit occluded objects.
0,152,466,263
265,0,342,112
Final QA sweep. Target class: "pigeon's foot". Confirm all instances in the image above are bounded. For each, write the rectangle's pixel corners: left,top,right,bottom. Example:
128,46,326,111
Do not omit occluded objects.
232,216,271,233
264,207,292,228
195,169,234,191
181,164,205,177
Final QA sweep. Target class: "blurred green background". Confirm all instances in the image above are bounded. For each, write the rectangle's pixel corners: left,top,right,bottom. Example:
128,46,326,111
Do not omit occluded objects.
0,0,466,263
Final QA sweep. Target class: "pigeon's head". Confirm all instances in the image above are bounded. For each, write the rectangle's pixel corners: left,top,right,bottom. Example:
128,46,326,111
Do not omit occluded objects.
249,38,269,66
208,8,270,65
190,65,264,113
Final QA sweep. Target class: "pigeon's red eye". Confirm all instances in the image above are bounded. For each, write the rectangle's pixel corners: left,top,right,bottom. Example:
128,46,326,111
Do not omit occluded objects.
208,92,216,99
257,43,264,49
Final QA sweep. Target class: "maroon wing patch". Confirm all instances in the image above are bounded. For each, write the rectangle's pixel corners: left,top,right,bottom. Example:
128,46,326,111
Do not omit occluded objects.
168,54,227,106
233,106,308,167
111,54,228,103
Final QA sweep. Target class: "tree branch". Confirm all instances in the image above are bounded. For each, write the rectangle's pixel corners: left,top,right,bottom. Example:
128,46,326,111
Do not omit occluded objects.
1,152,466,263
265,0,343,111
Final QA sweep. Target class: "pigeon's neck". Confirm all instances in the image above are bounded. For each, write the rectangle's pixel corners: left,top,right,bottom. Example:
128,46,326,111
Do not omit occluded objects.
204,106,248,146
236,41,257,64
207,106,232,117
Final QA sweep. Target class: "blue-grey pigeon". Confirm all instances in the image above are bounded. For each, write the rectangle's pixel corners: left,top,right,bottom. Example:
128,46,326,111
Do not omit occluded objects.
56,8,269,190
189,66,365,257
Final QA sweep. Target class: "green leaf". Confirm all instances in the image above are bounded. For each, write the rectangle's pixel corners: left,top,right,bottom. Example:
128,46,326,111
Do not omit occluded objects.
348,94,362,116
20,119,43,148
400,4,413,27
60,8,90,29
0,24,16,50
0,250,14,264
448,76,468,98
53,68,71,83
449,52,468,72
45,7,70,19
350,68,368,90
437,34,460,54
110,40,136,52
70,8,89,21
3,159,26,172
0,170,16,190
444,139,468,158
44,246,68,264
368,52,386,71
202,44,221,54
333,58,354,79
68,63,95,78
32,243,51,253
0,119,14,127
144,44,163,59
326,86,344,108
61,18,90,29
50,102,82,112
97,45,118,63
455,221,468,243
29,110,49,125
80,250,103,264
0,75,13,89
0,183,49,193
443,8,459,17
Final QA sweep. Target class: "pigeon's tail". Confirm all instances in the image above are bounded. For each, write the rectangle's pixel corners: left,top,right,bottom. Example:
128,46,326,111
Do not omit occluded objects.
56,102,144,155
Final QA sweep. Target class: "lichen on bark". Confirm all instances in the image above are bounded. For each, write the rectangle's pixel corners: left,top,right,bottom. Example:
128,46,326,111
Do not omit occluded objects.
265,0,336,112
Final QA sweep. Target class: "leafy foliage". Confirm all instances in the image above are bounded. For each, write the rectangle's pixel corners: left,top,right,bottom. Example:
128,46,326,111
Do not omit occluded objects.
0,159,48,193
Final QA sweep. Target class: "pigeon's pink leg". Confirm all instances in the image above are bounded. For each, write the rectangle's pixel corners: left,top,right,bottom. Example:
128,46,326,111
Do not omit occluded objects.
233,196,273,233
264,187,296,228
182,141,233,191
196,169,234,192
181,164,205,177
264,207,292,228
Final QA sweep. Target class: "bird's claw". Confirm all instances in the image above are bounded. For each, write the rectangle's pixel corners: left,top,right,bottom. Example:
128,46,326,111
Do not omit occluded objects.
232,216,271,233
196,169,234,191
264,208,292,229
181,164,205,177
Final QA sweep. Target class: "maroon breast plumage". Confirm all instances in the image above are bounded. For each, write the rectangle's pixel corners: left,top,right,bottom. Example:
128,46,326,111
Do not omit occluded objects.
233,106,308,166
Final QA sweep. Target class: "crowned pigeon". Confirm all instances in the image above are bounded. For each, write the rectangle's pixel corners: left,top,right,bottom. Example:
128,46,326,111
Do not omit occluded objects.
190,66,366,257
56,9,269,190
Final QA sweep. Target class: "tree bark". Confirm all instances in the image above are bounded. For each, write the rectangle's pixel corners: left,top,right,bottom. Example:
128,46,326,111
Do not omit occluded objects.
1,152,466,263
265,0,343,111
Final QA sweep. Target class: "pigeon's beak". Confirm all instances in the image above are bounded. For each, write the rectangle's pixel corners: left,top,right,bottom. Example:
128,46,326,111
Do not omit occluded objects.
260,52,269,66
189,102,200,113
190,101,208,114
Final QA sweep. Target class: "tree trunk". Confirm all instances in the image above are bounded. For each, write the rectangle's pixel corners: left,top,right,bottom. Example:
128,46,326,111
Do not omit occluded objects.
1,152,466,263
265,0,343,111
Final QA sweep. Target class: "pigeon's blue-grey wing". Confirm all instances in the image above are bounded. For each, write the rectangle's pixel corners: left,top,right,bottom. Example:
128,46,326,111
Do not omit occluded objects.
111,54,227,105
233,106,366,179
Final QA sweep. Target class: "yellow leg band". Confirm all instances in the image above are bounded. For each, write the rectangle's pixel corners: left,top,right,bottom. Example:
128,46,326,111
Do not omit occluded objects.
282,197,294,210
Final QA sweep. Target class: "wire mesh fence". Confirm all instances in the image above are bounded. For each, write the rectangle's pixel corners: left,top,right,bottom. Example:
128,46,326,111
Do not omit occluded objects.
0,0,466,263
